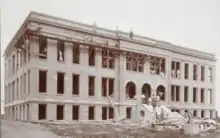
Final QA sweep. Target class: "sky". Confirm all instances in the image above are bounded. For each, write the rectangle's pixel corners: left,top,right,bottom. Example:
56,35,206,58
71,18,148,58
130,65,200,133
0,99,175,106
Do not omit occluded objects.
1,0,220,114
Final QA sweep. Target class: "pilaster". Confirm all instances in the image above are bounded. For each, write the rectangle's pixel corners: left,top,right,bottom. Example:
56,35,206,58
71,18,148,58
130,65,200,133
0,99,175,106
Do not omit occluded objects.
95,48,102,99
47,39,57,62
64,104,72,121
47,103,56,120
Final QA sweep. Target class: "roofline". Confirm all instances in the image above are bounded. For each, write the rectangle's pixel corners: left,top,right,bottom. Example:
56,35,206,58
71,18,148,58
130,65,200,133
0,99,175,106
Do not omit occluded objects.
4,11,217,61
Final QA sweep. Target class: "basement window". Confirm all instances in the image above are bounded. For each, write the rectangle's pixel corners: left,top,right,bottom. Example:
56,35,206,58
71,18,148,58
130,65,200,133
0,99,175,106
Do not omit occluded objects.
72,43,80,64
89,76,95,96
57,72,64,94
193,87,197,103
72,74,79,95
126,107,132,119
57,40,65,62
102,49,115,69
89,47,95,66
39,70,47,93
38,104,46,120
184,86,188,102
88,106,95,120
56,105,64,120
201,88,204,103
39,36,47,59
201,66,205,81
72,105,79,120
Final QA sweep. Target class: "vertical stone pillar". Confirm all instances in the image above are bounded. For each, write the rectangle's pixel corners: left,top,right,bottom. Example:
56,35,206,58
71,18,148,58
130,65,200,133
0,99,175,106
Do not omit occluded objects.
204,110,210,118
197,65,201,81
188,62,193,81
95,106,102,121
30,67,38,96
24,104,27,120
180,86,184,104
64,104,72,121
30,36,39,63
80,105,88,120
197,110,201,118
20,105,23,120
197,88,201,104
180,62,185,80
80,46,88,65
95,48,102,100
29,103,38,121
204,65,209,83
47,39,57,62
47,103,56,120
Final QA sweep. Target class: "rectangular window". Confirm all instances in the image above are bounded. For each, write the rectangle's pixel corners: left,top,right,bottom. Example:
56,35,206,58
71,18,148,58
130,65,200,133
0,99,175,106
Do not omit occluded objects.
89,47,95,66
72,43,80,64
39,36,47,59
39,71,47,93
127,53,145,72
57,72,64,94
88,106,95,120
171,61,180,78
201,66,205,81
193,64,198,80
72,74,79,95
56,105,64,120
88,76,95,96
38,104,46,120
72,105,79,120
109,107,114,119
184,86,188,102
208,67,212,82
184,63,189,79
201,88,204,103
102,49,115,69
102,78,115,97
57,40,65,62
193,87,197,103
126,107,132,119
102,107,107,120
171,85,180,101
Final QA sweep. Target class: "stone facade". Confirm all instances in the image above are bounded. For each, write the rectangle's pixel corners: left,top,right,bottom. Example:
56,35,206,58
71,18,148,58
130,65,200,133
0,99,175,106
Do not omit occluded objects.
3,12,217,122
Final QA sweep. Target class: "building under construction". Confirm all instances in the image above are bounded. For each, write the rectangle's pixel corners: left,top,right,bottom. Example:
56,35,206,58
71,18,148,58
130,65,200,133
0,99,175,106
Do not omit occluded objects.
3,12,217,122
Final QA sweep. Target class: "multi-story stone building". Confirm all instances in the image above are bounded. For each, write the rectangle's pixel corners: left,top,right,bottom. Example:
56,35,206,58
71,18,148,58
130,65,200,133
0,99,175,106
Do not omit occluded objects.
3,11,217,122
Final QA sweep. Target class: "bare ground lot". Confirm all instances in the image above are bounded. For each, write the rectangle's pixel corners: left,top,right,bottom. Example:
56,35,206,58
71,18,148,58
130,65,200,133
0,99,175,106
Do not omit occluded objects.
2,120,220,138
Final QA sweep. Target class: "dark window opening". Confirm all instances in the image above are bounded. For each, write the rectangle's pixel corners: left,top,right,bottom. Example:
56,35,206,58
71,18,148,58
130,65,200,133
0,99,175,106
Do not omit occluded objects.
89,76,95,96
39,36,47,59
102,49,115,69
38,104,46,120
73,43,80,64
109,79,114,96
127,53,145,72
56,105,64,120
102,107,107,120
102,78,107,97
201,66,205,81
39,71,47,93
193,88,197,103
193,64,198,80
193,110,197,117
89,47,95,66
184,63,189,79
201,110,205,118
201,88,204,103
109,107,114,119
126,82,136,99
184,86,188,102
72,74,79,95
57,40,65,62
57,72,64,94
88,106,95,120
72,105,79,120
126,107,132,119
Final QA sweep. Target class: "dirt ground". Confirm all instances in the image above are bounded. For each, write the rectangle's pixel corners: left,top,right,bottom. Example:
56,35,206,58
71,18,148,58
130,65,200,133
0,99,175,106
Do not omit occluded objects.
2,120,220,138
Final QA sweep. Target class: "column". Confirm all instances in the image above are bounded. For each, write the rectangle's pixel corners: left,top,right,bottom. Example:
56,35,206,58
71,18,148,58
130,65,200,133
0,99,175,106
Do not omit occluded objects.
204,65,209,83
29,103,38,121
64,42,72,65
95,106,102,121
64,43,72,96
30,36,39,63
47,103,56,120
180,62,185,80
196,88,201,104
197,65,201,81
197,110,201,118
80,45,88,65
20,105,23,120
64,104,72,121
80,105,88,120
24,104,27,120
211,66,216,106
204,110,210,118
47,39,57,62
180,86,184,104
95,48,102,100
204,88,209,105
30,67,38,96
188,62,193,80
188,86,193,104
